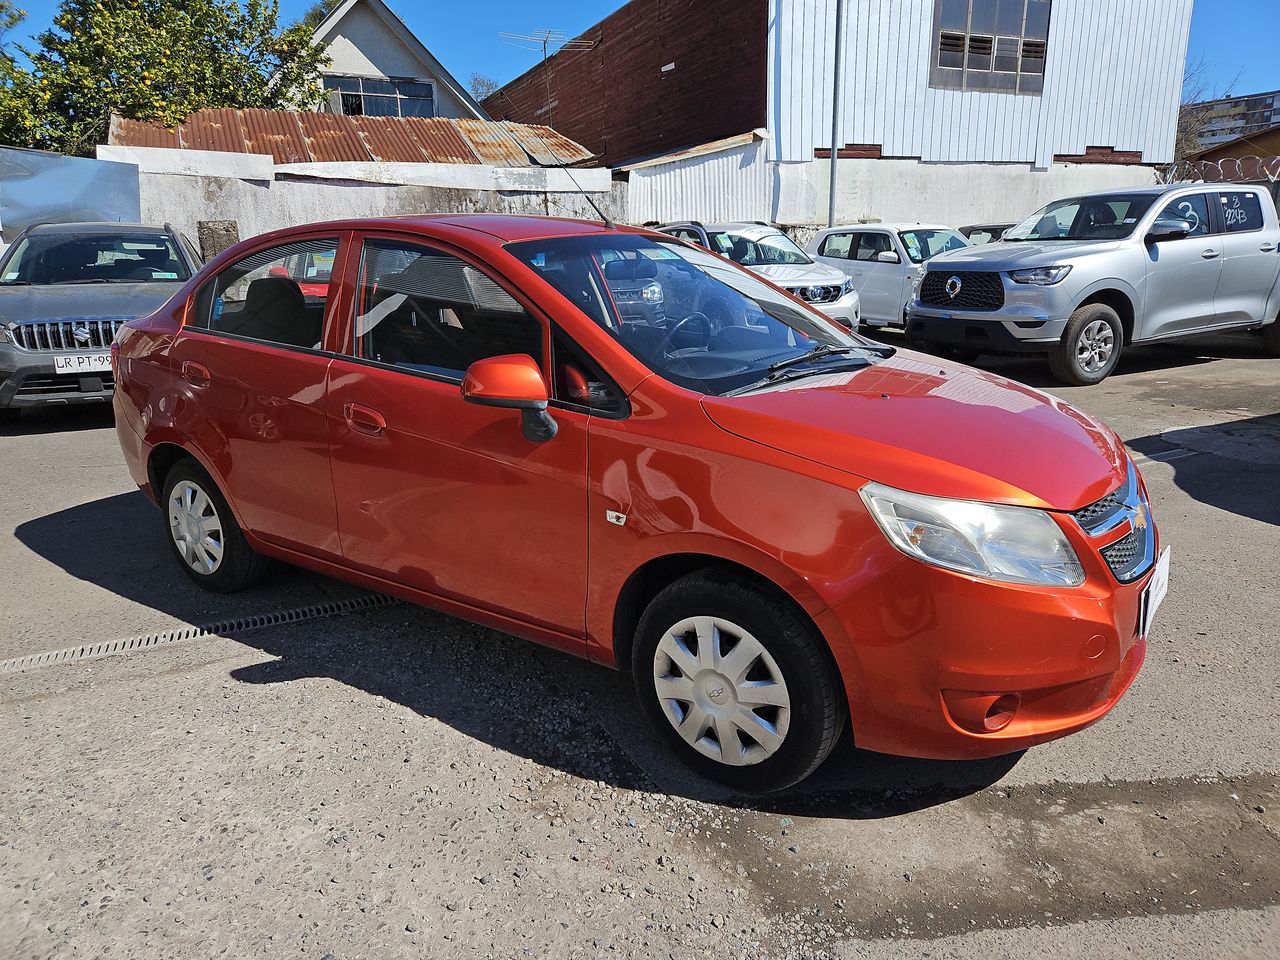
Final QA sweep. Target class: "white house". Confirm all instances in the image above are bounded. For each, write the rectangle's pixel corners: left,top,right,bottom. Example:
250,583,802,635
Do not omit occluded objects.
311,0,487,121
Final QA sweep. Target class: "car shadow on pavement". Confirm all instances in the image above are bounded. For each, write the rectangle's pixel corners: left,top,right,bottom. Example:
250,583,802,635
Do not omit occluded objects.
1128,413,1280,527
0,404,116,436
18,492,1020,820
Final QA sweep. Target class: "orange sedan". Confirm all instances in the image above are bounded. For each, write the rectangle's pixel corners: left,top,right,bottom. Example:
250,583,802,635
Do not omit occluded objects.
111,216,1168,791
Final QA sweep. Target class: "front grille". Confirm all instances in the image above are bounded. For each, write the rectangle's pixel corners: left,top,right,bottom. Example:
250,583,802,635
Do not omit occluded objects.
1072,489,1124,531
787,284,843,305
15,372,115,396
1099,530,1149,582
9,318,125,352
920,271,1005,311
1073,463,1155,582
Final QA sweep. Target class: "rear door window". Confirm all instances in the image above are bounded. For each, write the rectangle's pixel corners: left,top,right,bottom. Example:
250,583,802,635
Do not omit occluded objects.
1219,191,1264,233
188,238,338,350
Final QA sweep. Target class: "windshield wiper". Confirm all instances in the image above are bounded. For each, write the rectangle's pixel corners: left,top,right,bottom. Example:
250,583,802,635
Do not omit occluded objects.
0,280,32,285
767,344,861,373
54,278,109,285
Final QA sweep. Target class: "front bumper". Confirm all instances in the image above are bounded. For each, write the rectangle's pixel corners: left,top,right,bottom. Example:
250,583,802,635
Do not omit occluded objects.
815,290,861,329
905,276,1075,353
0,345,114,409
823,504,1156,760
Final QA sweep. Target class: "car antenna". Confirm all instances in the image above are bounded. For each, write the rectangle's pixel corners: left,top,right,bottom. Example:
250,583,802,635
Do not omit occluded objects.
560,162,614,229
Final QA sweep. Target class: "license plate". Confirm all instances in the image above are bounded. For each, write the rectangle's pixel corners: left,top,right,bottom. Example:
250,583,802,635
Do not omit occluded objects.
1139,547,1170,639
53,353,111,374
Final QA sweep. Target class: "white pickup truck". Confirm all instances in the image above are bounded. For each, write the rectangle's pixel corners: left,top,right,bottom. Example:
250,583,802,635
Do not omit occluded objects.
905,184,1280,384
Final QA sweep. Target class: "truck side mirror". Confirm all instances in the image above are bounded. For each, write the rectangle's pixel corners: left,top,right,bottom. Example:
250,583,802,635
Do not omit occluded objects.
876,250,901,263
1146,218,1193,243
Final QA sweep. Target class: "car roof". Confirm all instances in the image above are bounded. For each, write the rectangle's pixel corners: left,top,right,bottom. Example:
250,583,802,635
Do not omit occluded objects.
820,222,957,234
27,221,174,235
696,223,788,239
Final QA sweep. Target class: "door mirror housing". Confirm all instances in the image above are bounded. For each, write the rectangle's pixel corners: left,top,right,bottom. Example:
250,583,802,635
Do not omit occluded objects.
875,249,901,263
1146,218,1193,243
461,354,557,442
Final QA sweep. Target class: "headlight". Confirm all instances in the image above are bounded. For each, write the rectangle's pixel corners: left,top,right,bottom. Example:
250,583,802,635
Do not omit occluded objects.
860,482,1084,587
1009,265,1071,285
641,281,663,304
841,277,855,297
0,323,11,344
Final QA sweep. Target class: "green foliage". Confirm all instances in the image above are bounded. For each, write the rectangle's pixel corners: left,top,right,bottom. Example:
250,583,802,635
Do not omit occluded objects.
0,0,331,156
300,0,341,31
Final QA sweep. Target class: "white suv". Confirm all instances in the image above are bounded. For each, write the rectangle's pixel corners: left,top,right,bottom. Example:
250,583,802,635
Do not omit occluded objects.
807,223,969,328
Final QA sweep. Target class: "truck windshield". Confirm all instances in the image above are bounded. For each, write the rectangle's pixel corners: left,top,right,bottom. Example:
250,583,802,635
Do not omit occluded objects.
508,234,884,396
706,230,813,266
898,229,969,263
0,232,191,285
1004,194,1158,242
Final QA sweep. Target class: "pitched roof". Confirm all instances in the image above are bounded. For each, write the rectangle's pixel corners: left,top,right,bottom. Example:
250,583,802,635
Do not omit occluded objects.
311,0,487,120
108,110,594,168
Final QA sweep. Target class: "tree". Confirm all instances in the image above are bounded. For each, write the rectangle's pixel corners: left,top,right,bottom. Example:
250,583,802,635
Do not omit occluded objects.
469,73,500,101
300,0,341,31
1173,54,1240,165
0,0,331,156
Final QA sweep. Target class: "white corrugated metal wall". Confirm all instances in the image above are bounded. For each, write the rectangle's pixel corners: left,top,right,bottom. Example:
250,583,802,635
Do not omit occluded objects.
769,0,1193,167
627,137,771,223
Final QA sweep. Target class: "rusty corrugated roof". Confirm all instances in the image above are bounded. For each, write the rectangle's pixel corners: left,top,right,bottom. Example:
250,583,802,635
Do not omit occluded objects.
453,118,527,167
107,109,595,169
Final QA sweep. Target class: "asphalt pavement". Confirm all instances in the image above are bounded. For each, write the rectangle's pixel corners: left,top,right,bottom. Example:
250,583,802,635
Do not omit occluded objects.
1,332,1277,959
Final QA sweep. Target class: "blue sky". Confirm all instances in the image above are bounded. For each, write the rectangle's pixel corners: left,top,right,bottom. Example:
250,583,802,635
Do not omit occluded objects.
7,0,1277,99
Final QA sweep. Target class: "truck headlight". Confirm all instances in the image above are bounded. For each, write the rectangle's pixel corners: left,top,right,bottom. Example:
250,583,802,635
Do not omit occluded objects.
841,277,855,297
641,282,663,304
1009,265,1071,285
860,482,1084,587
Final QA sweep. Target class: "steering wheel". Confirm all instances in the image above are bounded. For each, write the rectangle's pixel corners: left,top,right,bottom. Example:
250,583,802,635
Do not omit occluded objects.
657,312,712,357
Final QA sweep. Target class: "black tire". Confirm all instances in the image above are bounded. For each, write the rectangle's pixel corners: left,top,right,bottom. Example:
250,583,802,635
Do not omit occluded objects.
1049,303,1123,385
1262,320,1280,357
161,458,270,592
632,570,846,793
0,408,19,425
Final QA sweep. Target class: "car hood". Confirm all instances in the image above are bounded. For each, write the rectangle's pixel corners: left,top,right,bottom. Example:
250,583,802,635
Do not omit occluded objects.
750,262,846,286
925,239,1123,272
701,352,1126,510
0,283,182,324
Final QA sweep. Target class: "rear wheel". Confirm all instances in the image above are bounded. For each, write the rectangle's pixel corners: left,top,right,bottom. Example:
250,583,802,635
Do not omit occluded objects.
632,570,845,792
1050,303,1123,385
161,459,270,592
1262,320,1280,357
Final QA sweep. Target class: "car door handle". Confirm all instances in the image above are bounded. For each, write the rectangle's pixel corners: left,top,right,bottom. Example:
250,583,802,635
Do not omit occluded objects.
1260,243,1277,253
1201,249,1220,259
343,402,386,436
181,360,211,387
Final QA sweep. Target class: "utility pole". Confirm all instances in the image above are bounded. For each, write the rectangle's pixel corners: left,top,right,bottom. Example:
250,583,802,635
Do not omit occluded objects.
827,0,846,228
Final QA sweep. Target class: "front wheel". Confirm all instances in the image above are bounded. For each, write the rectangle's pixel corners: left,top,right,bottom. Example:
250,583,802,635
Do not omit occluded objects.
632,571,845,792
1049,303,1123,385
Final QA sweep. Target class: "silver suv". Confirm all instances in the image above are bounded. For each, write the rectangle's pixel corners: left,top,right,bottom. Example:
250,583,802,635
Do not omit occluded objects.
657,221,861,328
906,184,1280,384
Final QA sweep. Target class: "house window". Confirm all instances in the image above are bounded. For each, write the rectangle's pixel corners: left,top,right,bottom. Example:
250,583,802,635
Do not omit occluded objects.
931,0,1051,95
323,75,436,118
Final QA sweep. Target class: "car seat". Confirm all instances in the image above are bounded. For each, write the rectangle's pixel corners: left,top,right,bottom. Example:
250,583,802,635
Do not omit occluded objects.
227,276,316,347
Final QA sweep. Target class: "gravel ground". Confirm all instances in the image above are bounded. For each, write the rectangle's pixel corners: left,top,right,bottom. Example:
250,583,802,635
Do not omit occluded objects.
1,332,1278,959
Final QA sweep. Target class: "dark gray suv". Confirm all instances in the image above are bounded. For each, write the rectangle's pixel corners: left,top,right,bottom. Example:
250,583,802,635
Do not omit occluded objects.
0,222,201,420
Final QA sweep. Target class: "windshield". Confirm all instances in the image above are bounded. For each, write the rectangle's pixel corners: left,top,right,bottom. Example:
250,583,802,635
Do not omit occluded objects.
1004,194,1158,241
0,232,190,285
898,229,969,263
706,230,813,266
508,234,883,396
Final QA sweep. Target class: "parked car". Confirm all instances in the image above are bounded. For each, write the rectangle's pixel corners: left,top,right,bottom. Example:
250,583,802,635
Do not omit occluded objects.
907,185,1280,384
0,221,201,420
959,223,1015,245
806,223,969,328
113,214,1165,792
656,221,860,328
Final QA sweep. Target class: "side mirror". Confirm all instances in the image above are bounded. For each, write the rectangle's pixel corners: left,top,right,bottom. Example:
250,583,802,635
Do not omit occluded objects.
1146,218,1193,243
461,354,558,443
875,250,901,263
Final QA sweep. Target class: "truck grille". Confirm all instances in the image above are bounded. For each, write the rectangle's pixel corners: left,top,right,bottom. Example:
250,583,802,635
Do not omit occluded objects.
786,284,843,305
8,318,125,352
920,272,1005,311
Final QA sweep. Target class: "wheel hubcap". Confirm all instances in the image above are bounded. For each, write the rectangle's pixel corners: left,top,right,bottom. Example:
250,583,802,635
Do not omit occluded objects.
652,616,791,767
1076,319,1115,373
168,480,224,575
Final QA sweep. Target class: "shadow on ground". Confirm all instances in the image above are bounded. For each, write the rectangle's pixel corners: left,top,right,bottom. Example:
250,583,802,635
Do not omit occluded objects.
16,491,1020,819
0,404,115,436
1128,412,1280,527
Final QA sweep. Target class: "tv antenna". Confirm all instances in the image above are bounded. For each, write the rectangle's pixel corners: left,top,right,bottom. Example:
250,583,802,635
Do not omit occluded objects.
499,30,595,128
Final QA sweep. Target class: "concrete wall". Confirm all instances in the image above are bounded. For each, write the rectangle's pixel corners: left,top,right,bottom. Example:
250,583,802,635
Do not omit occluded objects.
137,172,626,251
775,158,1159,231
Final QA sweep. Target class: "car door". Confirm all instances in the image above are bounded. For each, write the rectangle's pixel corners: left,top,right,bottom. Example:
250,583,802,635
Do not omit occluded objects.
1212,189,1280,326
1139,192,1222,340
170,233,347,559
847,231,902,324
812,230,853,275
324,232,590,651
